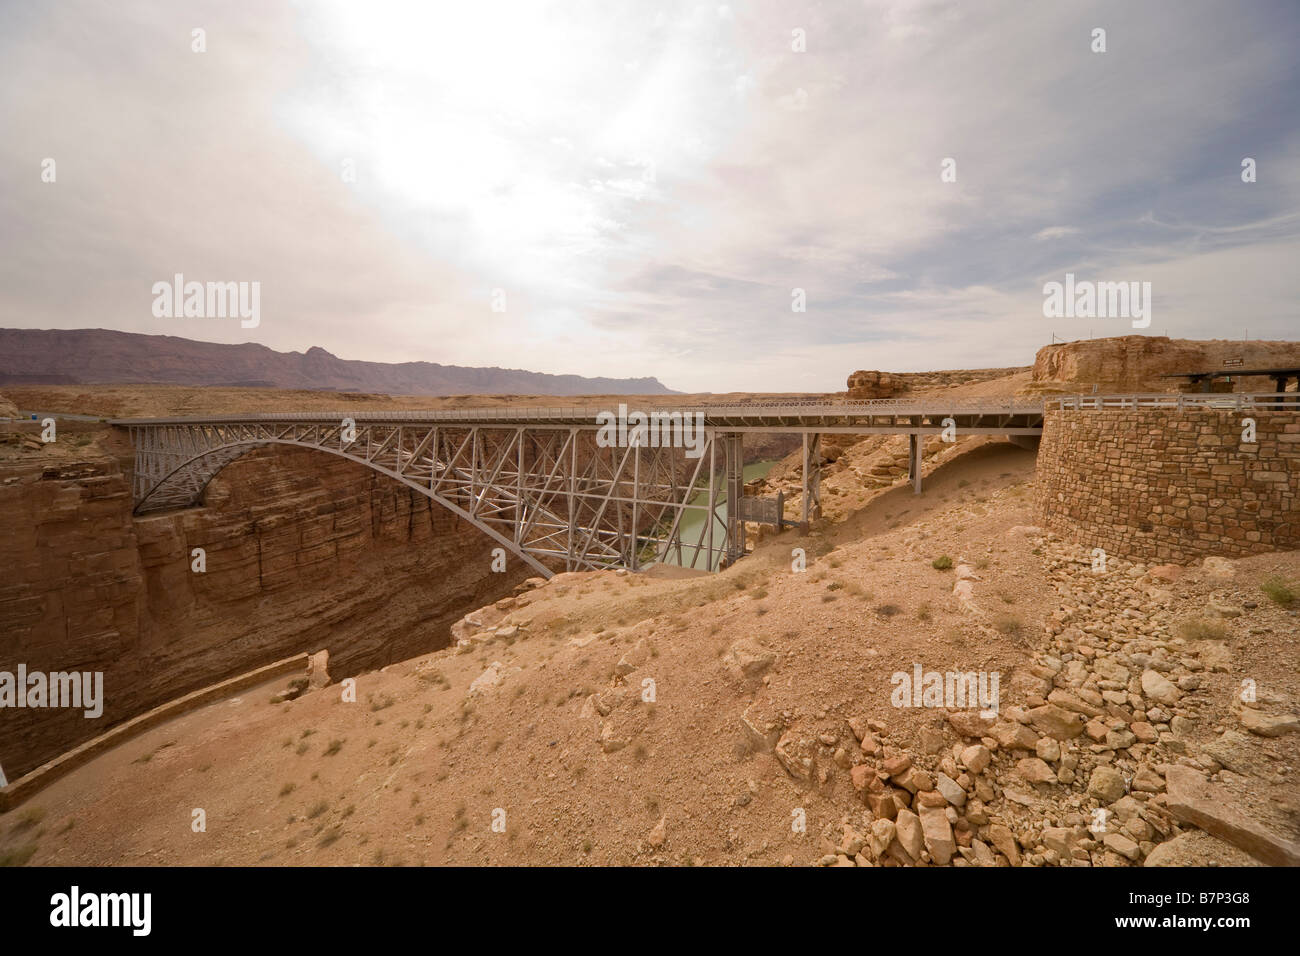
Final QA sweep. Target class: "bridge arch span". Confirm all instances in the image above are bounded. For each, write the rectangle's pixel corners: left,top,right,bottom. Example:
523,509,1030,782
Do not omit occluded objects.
116,399,1055,574
131,435,557,577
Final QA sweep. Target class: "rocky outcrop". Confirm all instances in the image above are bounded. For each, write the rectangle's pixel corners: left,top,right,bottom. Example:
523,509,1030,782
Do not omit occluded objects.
844,367,1028,398
846,370,904,399
0,435,526,778
1025,336,1300,395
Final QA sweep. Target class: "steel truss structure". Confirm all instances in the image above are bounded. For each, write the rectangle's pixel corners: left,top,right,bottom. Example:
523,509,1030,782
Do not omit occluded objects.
116,398,1048,577
124,420,778,576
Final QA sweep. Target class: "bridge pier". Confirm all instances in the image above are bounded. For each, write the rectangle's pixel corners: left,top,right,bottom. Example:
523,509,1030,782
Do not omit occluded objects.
908,432,923,494
801,432,822,525
723,433,746,564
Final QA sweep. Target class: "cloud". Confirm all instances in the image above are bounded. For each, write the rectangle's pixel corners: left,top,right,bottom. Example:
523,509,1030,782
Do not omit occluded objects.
1033,227,1080,241
1,0,1298,393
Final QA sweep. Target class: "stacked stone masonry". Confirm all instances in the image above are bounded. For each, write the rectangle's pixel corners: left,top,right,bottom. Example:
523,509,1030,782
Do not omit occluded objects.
1035,408,1300,562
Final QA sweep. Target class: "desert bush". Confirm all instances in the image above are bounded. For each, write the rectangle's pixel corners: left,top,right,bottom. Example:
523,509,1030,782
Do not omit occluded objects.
1177,618,1229,641
992,613,1023,638
1260,576,1296,607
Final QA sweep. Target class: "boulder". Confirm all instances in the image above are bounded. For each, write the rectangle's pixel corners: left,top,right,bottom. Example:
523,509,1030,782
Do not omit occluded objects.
894,809,924,860
1016,758,1057,786
1087,766,1127,803
987,824,1021,866
1165,766,1300,866
1027,704,1086,740
1140,670,1181,707
723,638,776,678
960,744,991,775
947,711,997,738
1239,708,1300,737
919,810,956,865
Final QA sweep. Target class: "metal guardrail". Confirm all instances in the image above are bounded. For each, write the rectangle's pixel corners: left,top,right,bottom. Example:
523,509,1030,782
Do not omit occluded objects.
109,392,1298,426
109,396,1047,426
1050,393,1298,411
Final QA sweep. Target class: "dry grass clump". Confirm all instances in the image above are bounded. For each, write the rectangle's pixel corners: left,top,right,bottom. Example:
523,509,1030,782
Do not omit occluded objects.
1260,576,1296,607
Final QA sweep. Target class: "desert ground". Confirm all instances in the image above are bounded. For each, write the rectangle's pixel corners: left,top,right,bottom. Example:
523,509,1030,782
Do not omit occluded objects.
2,371,1297,867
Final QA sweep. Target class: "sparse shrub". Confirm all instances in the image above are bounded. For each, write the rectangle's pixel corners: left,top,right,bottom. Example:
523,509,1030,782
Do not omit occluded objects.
0,845,38,867
10,807,45,833
916,603,932,622
323,739,344,757
876,604,901,618
932,555,953,571
1260,576,1296,607
307,801,329,820
992,614,1023,639
1177,618,1229,641
279,783,296,797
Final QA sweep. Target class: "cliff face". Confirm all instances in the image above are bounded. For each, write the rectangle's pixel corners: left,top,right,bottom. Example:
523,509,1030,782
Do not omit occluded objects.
0,434,526,778
1026,336,1300,394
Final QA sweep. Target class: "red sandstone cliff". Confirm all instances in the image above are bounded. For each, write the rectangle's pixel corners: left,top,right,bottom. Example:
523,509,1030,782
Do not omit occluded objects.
0,430,527,778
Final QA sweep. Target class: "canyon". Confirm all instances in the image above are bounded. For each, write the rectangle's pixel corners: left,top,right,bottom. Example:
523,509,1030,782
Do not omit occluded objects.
1,332,1297,868
0,426,527,778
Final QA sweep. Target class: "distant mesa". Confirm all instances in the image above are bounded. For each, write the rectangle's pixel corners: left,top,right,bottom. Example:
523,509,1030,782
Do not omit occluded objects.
0,328,678,397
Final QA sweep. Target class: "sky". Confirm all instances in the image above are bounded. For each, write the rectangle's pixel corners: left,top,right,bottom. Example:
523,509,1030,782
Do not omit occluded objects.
1,0,1297,393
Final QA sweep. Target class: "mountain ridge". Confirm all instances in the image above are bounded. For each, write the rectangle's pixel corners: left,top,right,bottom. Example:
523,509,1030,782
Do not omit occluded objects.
0,328,677,396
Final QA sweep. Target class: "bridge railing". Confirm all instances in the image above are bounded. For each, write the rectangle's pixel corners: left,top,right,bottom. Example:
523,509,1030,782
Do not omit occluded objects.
110,395,1048,426
1050,393,1298,411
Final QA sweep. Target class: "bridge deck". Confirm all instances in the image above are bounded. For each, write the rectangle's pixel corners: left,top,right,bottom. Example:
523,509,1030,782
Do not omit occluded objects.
110,397,1046,433
109,393,1296,576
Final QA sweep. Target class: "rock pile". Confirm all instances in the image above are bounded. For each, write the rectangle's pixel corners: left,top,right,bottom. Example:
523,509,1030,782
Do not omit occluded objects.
809,537,1299,866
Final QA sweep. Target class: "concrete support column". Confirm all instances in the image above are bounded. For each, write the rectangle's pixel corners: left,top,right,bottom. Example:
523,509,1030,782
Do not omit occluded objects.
909,432,923,494
723,432,745,563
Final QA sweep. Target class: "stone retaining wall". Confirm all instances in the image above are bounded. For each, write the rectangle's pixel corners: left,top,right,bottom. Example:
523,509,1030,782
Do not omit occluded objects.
1035,408,1300,562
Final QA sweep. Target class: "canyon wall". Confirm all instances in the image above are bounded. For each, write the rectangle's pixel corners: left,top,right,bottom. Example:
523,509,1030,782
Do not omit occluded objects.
1035,407,1300,562
0,433,526,778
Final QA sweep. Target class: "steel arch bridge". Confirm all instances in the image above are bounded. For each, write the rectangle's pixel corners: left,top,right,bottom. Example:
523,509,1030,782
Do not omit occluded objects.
113,398,1047,576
